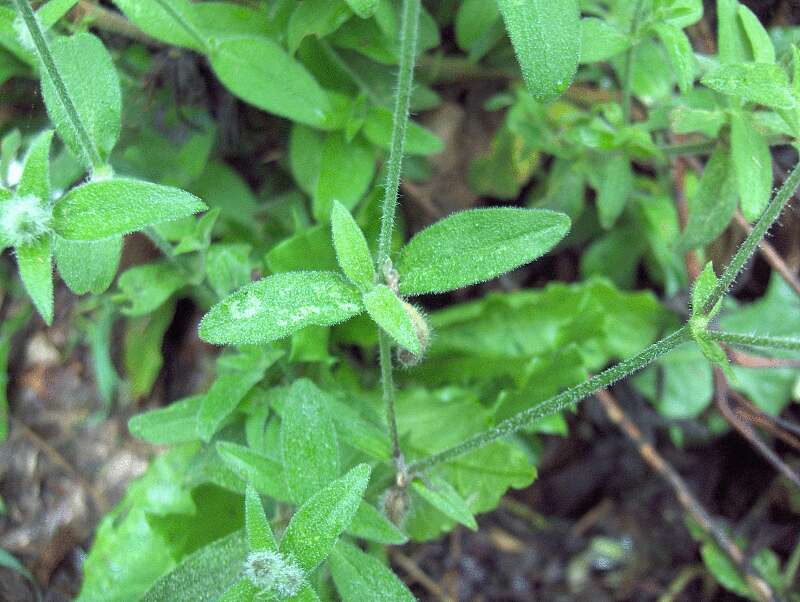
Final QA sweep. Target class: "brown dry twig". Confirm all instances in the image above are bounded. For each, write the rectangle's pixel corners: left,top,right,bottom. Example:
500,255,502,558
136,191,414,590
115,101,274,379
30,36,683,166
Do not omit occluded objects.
595,388,778,602
391,550,452,602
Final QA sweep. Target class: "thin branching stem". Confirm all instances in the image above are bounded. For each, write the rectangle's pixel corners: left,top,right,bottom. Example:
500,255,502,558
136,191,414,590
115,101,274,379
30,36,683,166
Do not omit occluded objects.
408,326,692,474
376,0,420,267
702,160,800,315
709,331,800,352
14,0,103,171
374,0,420,476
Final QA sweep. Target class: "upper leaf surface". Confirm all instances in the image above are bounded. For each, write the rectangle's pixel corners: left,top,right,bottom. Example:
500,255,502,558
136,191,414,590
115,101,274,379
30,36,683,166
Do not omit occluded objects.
397,208,570,296
329,540,415,602
330,201,374,290
199,271,362,345
362,285,420,354
702,62,796,110
17,130,53,202
51,178,206,240
497,0,580,102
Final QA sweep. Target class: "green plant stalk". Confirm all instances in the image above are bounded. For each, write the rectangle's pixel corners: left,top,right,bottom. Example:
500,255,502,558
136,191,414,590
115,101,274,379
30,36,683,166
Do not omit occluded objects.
709,331,800,352
375,0,420,473
621,0,646,123
376,0,420,268
702,160,800,315
408,326,691,474
14,0,103,171
152,0,208,53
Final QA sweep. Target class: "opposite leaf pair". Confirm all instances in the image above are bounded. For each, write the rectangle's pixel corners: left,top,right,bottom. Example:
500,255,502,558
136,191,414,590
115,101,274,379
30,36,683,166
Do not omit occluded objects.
199,202,571,355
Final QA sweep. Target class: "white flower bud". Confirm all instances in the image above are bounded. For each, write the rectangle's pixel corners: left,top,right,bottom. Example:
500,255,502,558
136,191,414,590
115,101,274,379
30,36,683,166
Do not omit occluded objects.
243,550,305,598
0,195,51,247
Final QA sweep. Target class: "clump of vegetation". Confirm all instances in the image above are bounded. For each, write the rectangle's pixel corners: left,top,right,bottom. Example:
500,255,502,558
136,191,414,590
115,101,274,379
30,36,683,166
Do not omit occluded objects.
1,0,799,600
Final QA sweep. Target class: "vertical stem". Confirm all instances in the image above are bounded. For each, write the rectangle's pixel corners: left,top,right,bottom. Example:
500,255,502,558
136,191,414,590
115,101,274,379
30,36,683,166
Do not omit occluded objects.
375,0,420,474
621,0,645,123
376,0,420,267
14,0,103,171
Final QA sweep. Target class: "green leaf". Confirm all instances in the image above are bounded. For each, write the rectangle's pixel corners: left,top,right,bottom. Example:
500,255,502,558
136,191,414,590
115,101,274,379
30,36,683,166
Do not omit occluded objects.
314,132,374,221
16,236,53,325
497,0,580,102
362,285,420,354
397,208,570,295
730,111,772,221
54,237,122,295
737,4,775,64
652,22,696,94
116,262,188,316
141,531,247,602
702,63,795,110
331,201,375,290
344,0,378,19
700,541,751,597
579,18,631,63
199,271,362,345
245,484,277,552
209,36,330,128
596,153,633,229
216,441,292,503
717,0,751,65
681,147,738,249
347,502,408,545
412,477,478,531
329,540,415,602
362,106,443,156
17,129,53,202
40,33,121,163
280,463,370,573
454,0,503,61
218,579,258,602
280,379,340,504
205,244,252,298
691,262,718,316
287,0,351,54
693,330,735,380
52,178,206,241
128,395,202,445
111,0,205,51
124,301,176,399
634,345,713,419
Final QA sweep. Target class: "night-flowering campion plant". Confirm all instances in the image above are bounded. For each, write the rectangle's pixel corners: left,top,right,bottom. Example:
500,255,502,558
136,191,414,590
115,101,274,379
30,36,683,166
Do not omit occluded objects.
4,0,800,600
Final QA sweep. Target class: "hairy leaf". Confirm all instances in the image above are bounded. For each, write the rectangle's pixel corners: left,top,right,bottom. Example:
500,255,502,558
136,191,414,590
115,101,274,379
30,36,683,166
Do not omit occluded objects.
216,441,292,503
702,63,795,110
363,285,420,353
730,111,772,221
16,236,53,325
128,395,202,445
681,147,738,249
330,540,415,602
397,208,570,295
412,477,477,530
330,201,375,290
54,237,122,295
245,485,277,552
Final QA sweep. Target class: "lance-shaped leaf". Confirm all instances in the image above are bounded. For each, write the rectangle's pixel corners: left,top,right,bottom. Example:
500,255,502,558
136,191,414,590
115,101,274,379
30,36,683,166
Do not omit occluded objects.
17,130,53,202
347,502,408,545
54,236,123,295
280,463,370,573
52,178,206,240
730,111,772,221
209,36,330,129
702,63,796,110
652,22,696,94
281,379,340,504
397,208,570,296
112,0,206,51
128,395,202,445
17,237,53,325
216,441,292,503
245,484,277,552
330,201,374,290
40,32,121,164
199,271,363,345
681,147,738,250
412,476,478,531
363,285,420,354
497,0,580,102
330,540,415,602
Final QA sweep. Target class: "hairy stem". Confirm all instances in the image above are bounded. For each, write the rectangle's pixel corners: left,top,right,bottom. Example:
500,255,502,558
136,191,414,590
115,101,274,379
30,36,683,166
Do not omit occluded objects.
409,326,691,474
376,0,420,267
702,160,800,315
152,0,208,52
14,0,103,171
379,332,402,469
621,0,646,123
710,331,800,352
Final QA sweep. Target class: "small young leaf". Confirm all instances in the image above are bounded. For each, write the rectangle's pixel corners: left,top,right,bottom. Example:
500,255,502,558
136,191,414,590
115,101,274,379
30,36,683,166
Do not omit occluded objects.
579,18,631,63
730,111,772,221
737,4,775,64
397,208,570,296
141,531,247,602
216,441,292,503
16,236,53,325
245,484,277,552
280,379,340,504
652,22,696,94
128,395,202,445
314,132,374,221
280,463,371,573
205,243,252,298
330,201,374,290
17,129,53,202
329,540,415,602
690,262,718,317
596,153,633,229
412,477,478,531
702,63,795,110
40,32,121,164
209,36,330,129
681,147,738,249
347,502,408,545
362,285,420,354
693,330,736,381
54,236,122,295
52,178,206,240
199,271,363,345
497,0,580,102
344,0,378,19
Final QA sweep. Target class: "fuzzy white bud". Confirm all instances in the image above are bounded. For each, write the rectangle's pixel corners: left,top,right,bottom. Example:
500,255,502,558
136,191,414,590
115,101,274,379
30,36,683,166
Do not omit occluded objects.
243,550,305,598
0,195,51,247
